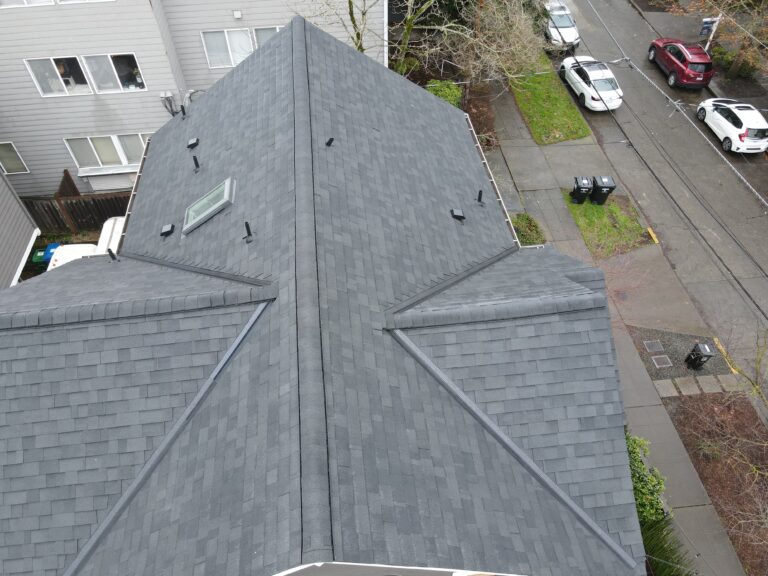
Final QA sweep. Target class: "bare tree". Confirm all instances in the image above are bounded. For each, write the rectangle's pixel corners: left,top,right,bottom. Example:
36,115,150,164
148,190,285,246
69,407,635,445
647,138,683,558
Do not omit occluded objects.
296,0,384,54
665,0,767,78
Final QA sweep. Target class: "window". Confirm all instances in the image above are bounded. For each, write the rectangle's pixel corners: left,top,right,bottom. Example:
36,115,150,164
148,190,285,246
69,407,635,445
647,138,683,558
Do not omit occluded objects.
0,1,54,7
201,29,252,68
64,133,147,170
25,57,91,96
0,142,29,174
1,0,113,5
83,54,145,92
253,26,280,48
183,178,235,234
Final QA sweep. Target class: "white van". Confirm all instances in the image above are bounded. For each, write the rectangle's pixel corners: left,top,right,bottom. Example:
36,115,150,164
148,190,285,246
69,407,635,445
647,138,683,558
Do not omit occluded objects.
47,216,126,271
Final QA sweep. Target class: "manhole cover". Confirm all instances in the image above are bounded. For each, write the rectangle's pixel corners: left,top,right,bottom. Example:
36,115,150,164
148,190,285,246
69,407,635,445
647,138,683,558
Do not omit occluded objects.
652,355,673,368
643,340,664,353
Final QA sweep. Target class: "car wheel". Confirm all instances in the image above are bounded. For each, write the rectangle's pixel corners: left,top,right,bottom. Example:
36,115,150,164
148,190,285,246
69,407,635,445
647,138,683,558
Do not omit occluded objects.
667,72,677,87
696,108,706,121
648,47,656,62
578,93,586,108
722,137,732,152
559,66,566,80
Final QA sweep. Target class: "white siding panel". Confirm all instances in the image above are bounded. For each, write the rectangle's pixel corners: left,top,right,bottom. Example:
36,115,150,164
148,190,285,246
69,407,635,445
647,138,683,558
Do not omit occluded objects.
160,0,386,91
0,0,182,197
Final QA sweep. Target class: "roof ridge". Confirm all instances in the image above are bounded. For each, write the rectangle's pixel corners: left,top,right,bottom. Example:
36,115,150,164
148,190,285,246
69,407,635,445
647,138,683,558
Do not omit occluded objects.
292,16,334,564
120,252,271,286
0,285,275,331
390,328,637,569
384,245,519,321
389,290,606,330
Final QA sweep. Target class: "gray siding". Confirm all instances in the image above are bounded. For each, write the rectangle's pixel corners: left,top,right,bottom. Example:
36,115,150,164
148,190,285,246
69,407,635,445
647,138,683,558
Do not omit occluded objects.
0,0,182,197
0,0,386,199
159,0,386,91
0,174,38,287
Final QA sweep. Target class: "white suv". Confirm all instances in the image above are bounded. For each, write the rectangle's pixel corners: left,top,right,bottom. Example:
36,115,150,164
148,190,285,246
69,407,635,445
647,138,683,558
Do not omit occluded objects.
696,98,768,153
545,1,580,50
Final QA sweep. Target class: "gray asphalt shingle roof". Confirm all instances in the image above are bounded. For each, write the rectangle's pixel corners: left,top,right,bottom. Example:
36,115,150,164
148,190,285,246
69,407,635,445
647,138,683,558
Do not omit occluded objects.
0,17,645,576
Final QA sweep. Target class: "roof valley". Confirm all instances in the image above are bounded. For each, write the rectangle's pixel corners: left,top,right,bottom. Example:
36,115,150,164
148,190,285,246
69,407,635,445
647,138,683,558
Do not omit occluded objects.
292,18,334,564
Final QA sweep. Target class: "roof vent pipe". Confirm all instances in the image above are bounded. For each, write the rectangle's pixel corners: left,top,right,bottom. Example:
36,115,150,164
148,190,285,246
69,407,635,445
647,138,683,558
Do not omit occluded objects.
477,190,484,205
193,155,200,173
243,221,253,244
325,138,334,147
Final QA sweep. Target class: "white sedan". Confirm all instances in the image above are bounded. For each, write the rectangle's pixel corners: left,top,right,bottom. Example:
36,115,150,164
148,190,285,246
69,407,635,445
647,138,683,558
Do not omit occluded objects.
545,2,580,50
559,56,623,112
696,98,768,153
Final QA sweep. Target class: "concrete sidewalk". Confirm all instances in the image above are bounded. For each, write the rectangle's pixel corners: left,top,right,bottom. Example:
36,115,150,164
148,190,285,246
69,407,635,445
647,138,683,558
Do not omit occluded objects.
492,89,746,576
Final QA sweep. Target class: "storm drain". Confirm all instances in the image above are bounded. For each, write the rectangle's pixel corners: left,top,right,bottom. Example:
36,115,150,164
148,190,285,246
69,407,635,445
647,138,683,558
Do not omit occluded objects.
643,340,664,353
651,355,673,369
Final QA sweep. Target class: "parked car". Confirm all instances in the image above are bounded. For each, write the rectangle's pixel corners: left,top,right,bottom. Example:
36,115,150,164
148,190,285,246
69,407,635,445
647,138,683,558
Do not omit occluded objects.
648,38,714,88
696,98,768,153
545,1,580,50
558,56,623,111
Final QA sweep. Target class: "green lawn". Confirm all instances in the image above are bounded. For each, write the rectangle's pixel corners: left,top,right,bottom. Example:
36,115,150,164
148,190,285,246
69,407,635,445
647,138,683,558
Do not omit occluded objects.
511,54,591,145
563,191,650,260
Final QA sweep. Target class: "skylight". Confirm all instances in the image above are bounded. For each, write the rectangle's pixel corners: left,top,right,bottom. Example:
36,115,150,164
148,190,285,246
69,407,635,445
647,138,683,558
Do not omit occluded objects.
183,177,235,234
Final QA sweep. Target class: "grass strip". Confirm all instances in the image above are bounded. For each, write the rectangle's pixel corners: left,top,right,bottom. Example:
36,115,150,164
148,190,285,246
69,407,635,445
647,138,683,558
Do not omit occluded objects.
511,54,591,145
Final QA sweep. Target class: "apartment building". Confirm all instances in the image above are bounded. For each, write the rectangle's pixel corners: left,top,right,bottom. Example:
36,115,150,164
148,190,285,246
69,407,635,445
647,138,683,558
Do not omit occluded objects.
0,0,387,199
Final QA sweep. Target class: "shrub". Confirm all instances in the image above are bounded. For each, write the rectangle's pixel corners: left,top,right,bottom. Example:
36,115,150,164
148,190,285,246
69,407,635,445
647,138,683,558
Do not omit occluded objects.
641,515,694,576
626,431,667,526
511,212,546,245
426,80,462,107
711,46,758,80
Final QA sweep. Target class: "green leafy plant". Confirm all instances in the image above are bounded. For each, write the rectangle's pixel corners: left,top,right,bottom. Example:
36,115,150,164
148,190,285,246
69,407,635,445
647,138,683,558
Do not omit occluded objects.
711,46,758,79
626,431,667,526
426,80,462,107
512,212,546,245
641,515,695,576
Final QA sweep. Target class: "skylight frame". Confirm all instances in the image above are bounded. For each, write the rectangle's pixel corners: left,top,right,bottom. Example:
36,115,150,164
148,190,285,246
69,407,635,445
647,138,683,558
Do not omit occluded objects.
182,177,235,235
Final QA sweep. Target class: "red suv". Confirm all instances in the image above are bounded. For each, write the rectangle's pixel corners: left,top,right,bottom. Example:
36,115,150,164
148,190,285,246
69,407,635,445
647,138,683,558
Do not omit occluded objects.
648,38,714,88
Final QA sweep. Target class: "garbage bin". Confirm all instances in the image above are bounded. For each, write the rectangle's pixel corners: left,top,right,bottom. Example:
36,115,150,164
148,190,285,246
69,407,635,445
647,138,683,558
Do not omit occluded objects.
685,342,714,370
570,176,592,204
590,175,616,205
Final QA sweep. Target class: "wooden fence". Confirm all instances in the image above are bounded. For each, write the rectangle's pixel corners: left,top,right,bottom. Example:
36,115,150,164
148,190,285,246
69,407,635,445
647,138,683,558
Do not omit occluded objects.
21,171,131,234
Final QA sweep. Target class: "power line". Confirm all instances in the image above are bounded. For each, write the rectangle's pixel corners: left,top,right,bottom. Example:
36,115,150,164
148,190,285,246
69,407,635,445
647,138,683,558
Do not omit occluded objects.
551,9,768,323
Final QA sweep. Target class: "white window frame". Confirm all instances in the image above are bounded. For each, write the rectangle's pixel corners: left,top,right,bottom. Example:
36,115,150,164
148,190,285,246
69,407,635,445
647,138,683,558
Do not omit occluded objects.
81,52,147,94
24,56,93,98
252,26,282,49
200,29,253,69
183,178,235,234
1,0,115,7
0,142,30,174
63,133,147,176
0,1,54,8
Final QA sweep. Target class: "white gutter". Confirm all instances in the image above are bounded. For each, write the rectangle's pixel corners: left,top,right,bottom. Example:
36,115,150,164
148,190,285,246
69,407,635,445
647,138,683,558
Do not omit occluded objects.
10,227,39,287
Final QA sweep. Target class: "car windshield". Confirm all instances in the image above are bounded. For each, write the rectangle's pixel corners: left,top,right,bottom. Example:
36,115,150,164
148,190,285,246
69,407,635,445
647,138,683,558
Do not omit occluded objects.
688,62,712,73
592,78,619,92
746,128,768,139
550,13,575,27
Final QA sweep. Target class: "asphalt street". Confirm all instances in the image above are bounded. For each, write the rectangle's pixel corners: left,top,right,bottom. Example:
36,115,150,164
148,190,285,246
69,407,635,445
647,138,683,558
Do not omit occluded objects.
557,0,768,360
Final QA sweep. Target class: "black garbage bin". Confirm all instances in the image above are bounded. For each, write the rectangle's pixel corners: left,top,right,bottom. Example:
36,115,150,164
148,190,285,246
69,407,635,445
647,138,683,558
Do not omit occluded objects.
590,175,616,205
570,176,592,204
685,342,714,370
